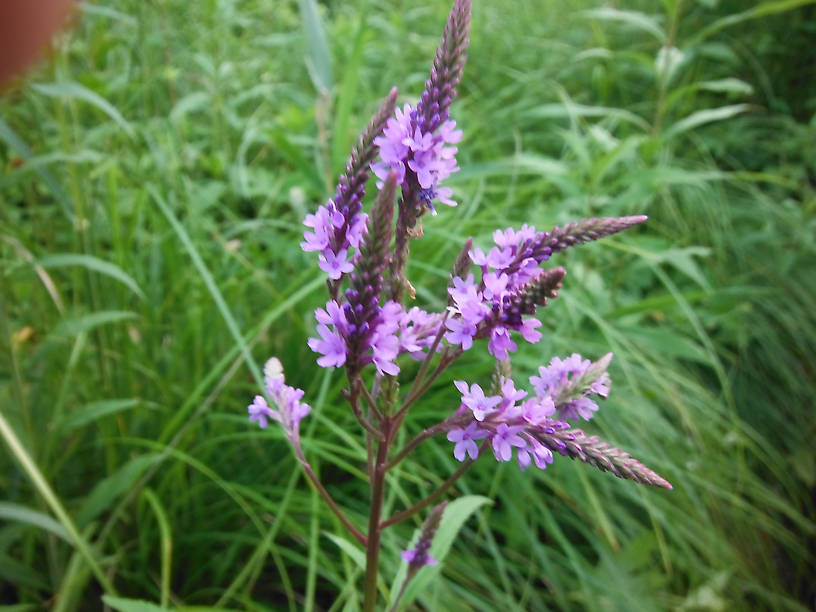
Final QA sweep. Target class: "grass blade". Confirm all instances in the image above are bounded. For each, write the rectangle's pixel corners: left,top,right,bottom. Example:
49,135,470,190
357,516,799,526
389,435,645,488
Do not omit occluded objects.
37,253,145,300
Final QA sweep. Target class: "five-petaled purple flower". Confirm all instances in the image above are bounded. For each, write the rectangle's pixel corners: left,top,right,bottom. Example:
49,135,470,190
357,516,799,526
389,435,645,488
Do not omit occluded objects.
372,104,461,213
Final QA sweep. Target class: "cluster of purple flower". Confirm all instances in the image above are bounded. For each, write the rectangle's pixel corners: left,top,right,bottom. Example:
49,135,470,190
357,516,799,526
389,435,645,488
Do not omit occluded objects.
371,104,462,213
445,353,611,469
307,299,443,375
444,224,569,359
301,199,369,281
248,358,311,444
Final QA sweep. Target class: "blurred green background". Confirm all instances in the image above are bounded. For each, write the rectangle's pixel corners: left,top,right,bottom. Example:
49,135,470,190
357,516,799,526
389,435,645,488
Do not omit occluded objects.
1,0,814,610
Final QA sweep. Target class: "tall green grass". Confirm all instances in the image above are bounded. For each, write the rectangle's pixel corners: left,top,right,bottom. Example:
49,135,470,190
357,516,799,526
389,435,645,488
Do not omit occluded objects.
1,0,813,609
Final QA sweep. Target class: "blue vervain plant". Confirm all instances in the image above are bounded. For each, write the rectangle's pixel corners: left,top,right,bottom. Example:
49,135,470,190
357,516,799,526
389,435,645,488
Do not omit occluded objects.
247,2,671,609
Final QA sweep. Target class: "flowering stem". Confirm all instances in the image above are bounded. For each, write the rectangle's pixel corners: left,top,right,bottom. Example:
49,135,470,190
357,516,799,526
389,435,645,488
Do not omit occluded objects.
385,418,455,471
359,382,384,422
343,387,384,441
294,446,367,545
402,311,450,408
380,447,482,529
363,423,391,612
399,346,462,417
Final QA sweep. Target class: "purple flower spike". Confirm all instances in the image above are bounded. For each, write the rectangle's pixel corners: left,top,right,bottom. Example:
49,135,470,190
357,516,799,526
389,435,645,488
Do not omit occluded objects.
402,502,448,581
530,353,612,422
248,358,311,445
301,89,398,289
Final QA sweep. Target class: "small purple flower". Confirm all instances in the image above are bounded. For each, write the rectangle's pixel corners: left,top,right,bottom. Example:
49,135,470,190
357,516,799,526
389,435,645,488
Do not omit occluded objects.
454,380,502,421
529,437,554,469
447,421,489,461
444,316,477,350
308,301,348,368
248,395,277,429
559,397,599,421
521,397,556,425
488,326,517,360
491,423,526,462
401,548,437,567
318,248,354,280
518,318,542,343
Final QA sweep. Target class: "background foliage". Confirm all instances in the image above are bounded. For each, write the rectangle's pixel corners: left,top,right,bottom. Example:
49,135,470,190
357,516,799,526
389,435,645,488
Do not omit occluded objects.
1,0,814,610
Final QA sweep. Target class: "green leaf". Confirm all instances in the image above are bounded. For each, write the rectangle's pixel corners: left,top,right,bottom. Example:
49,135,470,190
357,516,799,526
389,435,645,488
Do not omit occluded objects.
170,92,212,121
76,454,160,527
30,81,135,138
37,254,145,300
298,0,333,95
51,310,138,339
0,502,71,543
698,78,753,95
324,533,366,571
692,0,816,43
582,8,665,41
390,495,493,609
664,104,751,138
57,398,141,432
331,13,368,174
101,597,169,612
0,553,49,591
0,117,74,220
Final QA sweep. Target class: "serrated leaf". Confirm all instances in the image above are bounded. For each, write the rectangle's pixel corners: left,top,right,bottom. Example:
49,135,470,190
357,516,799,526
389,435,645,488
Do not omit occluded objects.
31,81,135,137
37,254,145,300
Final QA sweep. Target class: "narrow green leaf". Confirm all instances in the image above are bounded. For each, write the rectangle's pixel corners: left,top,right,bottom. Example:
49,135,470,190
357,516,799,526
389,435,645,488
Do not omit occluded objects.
324,533,366,570
390,495,493,609
0,553,50,591
76,454,160,527
698,78,753,95
101,597,169,612
141,489,173,609
331,13,368,174
37,254,145,300
57,398,141,432
51,310,137,339
0,502,71,543
664,104,751,138
582,8,665,41
692,0,816,43
170,92,212,121
0,117,74,220
298,0,333,95
31,81,135,137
